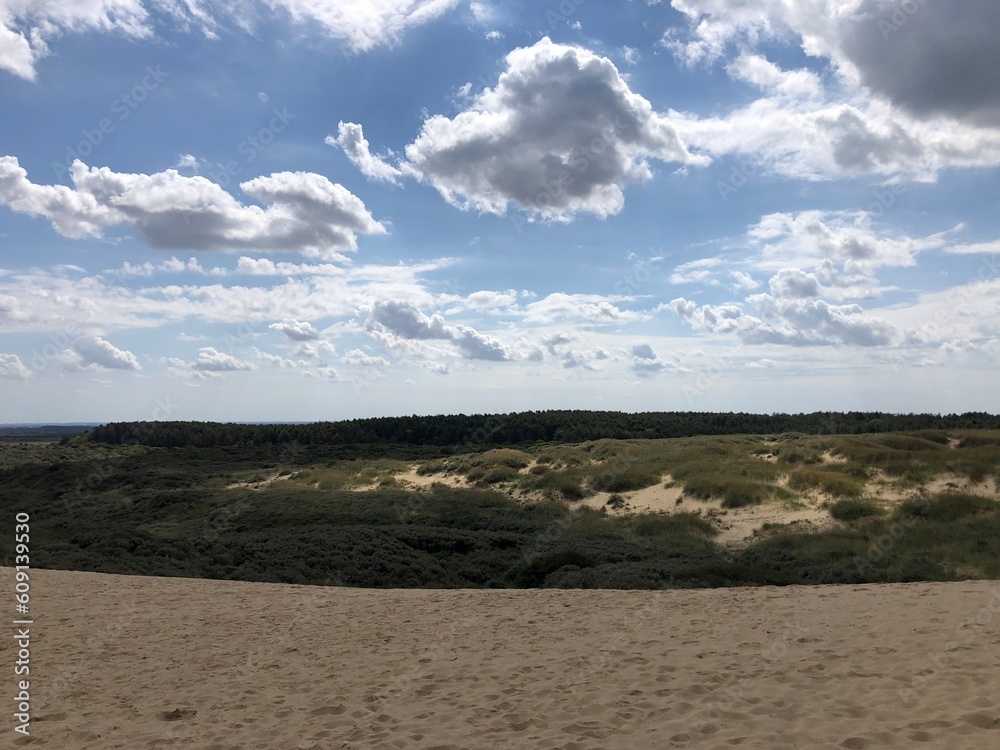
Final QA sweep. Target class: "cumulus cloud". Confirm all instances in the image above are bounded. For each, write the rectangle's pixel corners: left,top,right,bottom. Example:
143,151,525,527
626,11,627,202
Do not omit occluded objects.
105,257,207,277
523,293,646,325
367,300,451,339
64,336,141,371
294,341,336,358
364,299,517,362
768,268,821,299
269,319,321,341
192,347,255,371
0,157,385,259
266,0,462,52
327,122,403,184
0,352,31,379
400,37,704,220
464,289,519,312
249,347,300,368
630,342,683,375
342,348,389,367
452,325,511,361
669,295,898,347
0,0,151,80
663,0,1000,179
670,258,723,286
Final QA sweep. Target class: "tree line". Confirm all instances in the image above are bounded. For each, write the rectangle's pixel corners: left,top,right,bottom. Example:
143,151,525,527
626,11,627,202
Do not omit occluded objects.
85,410,1000,449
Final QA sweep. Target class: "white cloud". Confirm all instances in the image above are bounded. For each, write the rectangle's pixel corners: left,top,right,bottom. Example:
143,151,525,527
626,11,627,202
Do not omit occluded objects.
452,325,511,361
327,122,403,184
65,336,141,371
670,257,722,285
342,348,389,367
0,352,31,379
248,346,300,368
174,154,201,172
105,257,206,277
669,294,899,347
192,347,255,371
269,319,321,341
464,289,519,311
618,45,640,66
367,300,451,339
522,293,645,325
294,341,335,358
768,268,821,299
1,1,463,80
265,0,462,52
630,342,683,375
0,0,151,80
664,0,1000,179
0,157,385,259
401,37,704,220
729,270,760,291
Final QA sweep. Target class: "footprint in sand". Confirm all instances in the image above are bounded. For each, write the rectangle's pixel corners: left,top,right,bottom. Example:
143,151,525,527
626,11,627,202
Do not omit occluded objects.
961,711,1000,729
159,707,197,721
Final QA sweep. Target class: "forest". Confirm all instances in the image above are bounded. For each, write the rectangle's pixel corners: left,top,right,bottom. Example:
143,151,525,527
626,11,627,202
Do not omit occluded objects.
86,410,1000,449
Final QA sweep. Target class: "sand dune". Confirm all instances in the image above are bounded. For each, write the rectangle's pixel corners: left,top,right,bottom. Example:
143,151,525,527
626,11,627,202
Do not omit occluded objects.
5,568,1000,749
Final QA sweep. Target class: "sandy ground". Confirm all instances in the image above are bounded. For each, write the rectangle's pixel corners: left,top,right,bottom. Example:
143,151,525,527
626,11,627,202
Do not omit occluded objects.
395,463,1000,545
5,569,1000,749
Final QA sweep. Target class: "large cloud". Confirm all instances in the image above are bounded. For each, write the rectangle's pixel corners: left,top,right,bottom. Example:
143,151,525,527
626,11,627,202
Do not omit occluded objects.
367,300,452,340
0,157,385,259
400,37,704,220
63,335,141,370
665,0,1000,178
835,1,1000,126
364,299,514,361
669,295,899,347
0,1,460,79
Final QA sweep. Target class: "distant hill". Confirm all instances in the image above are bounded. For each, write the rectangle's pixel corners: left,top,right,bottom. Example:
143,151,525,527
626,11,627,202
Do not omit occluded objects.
0,425,96,442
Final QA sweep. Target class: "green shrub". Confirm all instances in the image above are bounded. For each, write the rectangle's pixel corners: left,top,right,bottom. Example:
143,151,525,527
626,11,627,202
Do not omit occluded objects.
630,513,718,538
606,493,625,509
788,469,865,498
476,466,519,484
829,499,883,521
683,476,776,508
416,460,445,476
590,469,660,493
900,493,998,523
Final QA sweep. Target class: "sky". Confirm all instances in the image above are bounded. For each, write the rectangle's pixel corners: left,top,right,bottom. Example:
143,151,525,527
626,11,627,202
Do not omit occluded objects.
0,0,999,423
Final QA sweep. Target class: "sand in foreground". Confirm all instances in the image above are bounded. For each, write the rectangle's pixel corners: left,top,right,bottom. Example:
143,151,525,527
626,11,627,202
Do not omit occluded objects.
4,569,1000,749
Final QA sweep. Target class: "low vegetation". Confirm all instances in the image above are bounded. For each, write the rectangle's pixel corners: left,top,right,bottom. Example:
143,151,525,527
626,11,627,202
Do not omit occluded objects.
1,423,998,589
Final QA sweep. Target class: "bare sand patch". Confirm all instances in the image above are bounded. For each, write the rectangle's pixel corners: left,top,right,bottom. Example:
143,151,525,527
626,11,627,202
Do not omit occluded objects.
224,472,289,491
396,465,468,490
14,567,1000,750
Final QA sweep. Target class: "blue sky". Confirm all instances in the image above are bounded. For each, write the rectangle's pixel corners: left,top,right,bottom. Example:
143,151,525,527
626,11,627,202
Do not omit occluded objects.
1,0,999,422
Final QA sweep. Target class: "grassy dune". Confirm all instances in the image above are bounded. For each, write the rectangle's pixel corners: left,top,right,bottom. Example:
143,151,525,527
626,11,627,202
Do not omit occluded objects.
1,430,998,588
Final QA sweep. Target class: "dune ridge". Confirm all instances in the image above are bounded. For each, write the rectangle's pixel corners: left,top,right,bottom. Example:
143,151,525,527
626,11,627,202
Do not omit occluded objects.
5,568,1000,749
